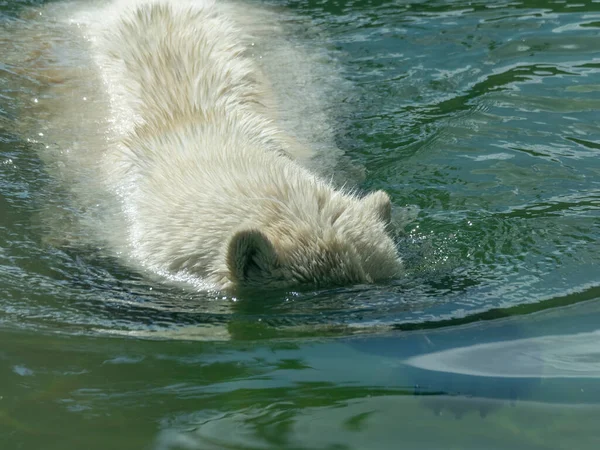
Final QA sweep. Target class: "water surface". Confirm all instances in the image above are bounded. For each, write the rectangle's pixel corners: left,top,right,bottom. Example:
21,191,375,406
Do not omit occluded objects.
1,0,599,448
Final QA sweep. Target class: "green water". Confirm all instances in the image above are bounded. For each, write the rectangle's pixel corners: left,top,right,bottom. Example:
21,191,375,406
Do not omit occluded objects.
1,0,600,448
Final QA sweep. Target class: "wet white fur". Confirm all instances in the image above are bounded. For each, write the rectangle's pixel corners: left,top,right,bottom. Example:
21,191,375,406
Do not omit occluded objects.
28,0,404,290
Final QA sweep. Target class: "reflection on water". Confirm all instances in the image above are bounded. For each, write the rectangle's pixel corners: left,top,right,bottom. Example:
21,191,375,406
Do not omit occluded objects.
154,396,600,450
3,302,600,449
407,330,600,378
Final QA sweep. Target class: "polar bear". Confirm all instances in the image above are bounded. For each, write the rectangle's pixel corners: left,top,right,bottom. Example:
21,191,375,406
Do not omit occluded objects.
13,0,403,290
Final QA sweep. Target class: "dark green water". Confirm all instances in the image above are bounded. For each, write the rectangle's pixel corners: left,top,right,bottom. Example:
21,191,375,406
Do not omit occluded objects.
1,0,600,448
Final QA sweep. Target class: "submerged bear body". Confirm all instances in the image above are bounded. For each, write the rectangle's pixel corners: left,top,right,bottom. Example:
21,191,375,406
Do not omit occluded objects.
14,0,402,290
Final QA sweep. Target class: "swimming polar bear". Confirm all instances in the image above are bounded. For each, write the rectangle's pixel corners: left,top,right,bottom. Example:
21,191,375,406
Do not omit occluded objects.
11,0,403,290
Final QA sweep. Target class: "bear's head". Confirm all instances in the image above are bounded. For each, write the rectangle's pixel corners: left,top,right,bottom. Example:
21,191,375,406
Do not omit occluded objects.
225,190,402,289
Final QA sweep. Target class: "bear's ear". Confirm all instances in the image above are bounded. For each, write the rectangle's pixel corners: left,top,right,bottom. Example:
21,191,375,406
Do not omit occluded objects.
362,190,392,225
227,229,278,284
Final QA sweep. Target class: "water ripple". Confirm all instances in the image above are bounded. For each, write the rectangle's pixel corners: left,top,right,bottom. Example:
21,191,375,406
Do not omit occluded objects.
1,0,599,339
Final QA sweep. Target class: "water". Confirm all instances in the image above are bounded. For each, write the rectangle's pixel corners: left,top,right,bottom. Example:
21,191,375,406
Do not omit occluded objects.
1,0,600,448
